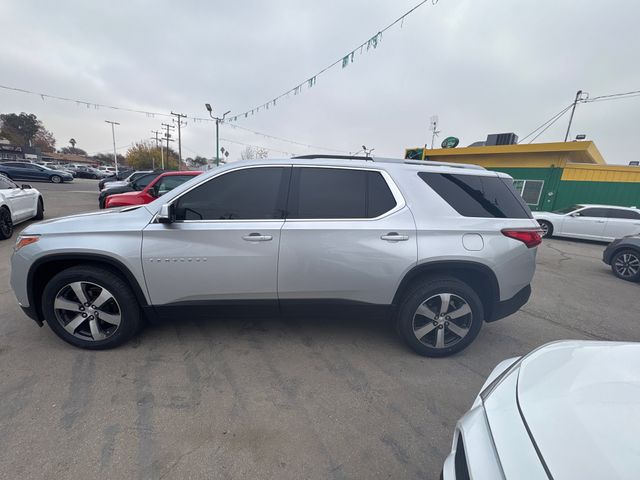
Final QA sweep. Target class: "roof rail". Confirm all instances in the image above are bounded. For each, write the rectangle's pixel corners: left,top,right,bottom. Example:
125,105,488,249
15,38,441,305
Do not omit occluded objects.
291,154,485,170
292,154,374,162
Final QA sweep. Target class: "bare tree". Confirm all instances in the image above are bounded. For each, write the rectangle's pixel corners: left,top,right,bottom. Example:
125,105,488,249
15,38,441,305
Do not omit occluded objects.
240,146,269,160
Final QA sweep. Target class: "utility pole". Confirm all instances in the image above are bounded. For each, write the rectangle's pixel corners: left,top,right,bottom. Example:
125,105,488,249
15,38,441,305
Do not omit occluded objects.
150,130,161,169
161,123,175,169
105,120,120,174
564,90,584,142
205,104,230,167
170,112,187,170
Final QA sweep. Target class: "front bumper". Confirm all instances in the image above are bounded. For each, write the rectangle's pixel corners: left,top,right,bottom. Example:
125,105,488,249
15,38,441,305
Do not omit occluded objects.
486,284,531,322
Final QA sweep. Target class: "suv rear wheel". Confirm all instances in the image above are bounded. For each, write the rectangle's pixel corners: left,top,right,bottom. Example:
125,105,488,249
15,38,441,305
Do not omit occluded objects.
42,265,143,349
396,277,484,357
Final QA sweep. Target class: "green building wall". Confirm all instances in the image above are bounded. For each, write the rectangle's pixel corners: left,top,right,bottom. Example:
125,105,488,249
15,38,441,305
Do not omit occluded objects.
485,166,640,212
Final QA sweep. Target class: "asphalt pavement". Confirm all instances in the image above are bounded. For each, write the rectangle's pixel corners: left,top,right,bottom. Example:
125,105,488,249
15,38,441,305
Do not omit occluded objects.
0,178,638,479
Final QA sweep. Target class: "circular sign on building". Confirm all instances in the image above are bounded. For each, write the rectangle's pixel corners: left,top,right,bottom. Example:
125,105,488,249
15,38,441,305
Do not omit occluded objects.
441,137,459,149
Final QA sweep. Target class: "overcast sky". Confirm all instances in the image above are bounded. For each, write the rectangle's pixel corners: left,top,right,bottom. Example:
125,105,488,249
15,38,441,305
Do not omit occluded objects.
1,0,639,164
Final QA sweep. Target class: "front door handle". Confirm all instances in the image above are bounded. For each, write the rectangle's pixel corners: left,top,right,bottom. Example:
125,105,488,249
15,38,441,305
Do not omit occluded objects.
242,233,273,242
596,220,606,223
381,232,409,242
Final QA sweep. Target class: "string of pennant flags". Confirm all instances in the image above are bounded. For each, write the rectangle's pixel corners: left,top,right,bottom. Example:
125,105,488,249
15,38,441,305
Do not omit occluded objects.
0,84,347,153
227,0,437,122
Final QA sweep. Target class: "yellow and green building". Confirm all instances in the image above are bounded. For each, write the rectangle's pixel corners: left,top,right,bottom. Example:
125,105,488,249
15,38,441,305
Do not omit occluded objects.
404,141,640,211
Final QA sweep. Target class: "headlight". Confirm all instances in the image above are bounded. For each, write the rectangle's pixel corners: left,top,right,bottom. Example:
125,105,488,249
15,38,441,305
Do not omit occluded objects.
15,234,40,252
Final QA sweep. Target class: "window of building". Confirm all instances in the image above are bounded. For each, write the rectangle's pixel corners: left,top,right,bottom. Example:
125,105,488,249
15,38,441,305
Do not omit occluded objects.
511,179,544,206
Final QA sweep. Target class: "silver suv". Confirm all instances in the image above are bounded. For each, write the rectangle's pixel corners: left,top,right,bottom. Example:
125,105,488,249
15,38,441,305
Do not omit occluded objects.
10,156,541,356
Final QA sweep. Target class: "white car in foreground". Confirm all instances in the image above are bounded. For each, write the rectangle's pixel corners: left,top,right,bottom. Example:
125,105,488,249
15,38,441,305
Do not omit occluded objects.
443,340,640,480
0,174,44,240
533,204,640,241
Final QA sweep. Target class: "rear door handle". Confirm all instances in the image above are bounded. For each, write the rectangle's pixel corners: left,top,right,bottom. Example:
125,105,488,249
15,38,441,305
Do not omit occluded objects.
381,232,409,242
242,233,273,242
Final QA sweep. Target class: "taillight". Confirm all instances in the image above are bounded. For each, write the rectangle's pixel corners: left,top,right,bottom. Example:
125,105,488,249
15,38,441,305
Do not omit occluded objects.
502,229,542,248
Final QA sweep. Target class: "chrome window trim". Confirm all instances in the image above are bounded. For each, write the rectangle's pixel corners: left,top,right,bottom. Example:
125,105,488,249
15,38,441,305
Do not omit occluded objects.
156,163,406,224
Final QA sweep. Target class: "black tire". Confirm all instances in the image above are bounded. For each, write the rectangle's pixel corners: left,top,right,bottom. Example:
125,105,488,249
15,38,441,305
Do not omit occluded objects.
396,276,484,357
50,175,62,184
611,249,640,282
91,174,98,179
34,197,44,220
0,206,13,240
42,265,143,349
538,220,553,238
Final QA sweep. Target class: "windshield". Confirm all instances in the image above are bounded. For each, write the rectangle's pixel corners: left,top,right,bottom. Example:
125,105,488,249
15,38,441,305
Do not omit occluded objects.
553,205,582,214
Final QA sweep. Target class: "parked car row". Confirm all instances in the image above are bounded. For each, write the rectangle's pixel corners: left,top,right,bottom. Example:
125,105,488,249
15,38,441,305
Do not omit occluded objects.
0,161,74,183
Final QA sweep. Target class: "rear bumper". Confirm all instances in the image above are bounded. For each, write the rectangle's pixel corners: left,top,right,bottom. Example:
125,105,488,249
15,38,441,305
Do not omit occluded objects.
487,284,531,322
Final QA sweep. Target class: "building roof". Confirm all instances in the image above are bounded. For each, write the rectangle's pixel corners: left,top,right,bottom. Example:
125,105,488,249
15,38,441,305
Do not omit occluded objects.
406,141,606,168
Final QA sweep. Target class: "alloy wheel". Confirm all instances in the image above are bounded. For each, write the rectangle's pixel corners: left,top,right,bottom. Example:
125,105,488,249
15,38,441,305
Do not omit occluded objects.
614,253,640,278
539,222,550,237
412,293,472,349
53,281,121,341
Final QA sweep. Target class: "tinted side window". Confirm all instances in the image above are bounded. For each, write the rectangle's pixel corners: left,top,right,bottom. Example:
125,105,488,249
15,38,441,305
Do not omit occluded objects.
368,171,397,217
578,208,608,218
0,176,15,189
134,174,157,189
288,168,396,219
154,175,195,196
418,172,532,219
607,209,640,220
175,167,289,220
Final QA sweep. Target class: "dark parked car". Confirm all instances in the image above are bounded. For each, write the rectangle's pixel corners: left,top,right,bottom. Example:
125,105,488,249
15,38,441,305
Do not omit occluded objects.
603,235,640,282
98,171,164,208
97,169,133,190
68,165,103,179
0,162,74,183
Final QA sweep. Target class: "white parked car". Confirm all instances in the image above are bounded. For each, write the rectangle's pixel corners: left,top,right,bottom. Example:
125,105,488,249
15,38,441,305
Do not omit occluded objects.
533,204,640,241
443,340,640,480
0,174,44,240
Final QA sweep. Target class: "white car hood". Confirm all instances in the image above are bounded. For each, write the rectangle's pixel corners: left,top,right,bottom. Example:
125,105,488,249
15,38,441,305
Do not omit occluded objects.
516,341,640,479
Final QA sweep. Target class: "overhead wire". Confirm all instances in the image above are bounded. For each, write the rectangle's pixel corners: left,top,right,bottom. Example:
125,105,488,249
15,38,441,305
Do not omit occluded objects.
227,0,438,122
0,84,346,153
519,104,574,143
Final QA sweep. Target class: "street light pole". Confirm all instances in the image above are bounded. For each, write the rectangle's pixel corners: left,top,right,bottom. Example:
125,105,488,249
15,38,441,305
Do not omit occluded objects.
564,90,584,142
205,104,230,167
105,120,120,174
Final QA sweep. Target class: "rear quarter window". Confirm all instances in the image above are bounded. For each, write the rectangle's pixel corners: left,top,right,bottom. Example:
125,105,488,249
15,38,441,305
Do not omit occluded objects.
418,172,532,219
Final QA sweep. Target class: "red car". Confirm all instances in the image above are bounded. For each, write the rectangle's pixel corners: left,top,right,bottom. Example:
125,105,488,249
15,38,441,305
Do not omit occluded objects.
104,171,202,208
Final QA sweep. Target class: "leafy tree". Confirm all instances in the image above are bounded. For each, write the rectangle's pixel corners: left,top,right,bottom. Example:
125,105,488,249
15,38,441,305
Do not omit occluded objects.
59,146,88,155
0,112,47,146
126,141,180,170
32,127,56,152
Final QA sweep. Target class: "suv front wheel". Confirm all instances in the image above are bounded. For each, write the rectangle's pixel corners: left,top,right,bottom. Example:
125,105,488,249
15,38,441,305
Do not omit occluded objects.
397,277,484,357
42,265,143,349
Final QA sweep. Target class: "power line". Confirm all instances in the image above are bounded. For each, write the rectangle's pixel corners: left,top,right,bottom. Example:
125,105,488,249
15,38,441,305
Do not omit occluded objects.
0,83,347,153
585,89,640,102
226,0,439,122
519,104,574,143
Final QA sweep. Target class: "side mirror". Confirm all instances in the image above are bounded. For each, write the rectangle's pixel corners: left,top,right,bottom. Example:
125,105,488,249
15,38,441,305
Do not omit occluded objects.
21,184,32,190
157,203,175,224
570,212,581,217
